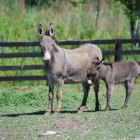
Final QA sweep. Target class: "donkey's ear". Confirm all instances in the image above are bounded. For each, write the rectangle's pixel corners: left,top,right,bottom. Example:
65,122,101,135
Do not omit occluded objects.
95,58,105,65
49,23,54,36
100,58,105,63
93,58,105,69
38,24,44,37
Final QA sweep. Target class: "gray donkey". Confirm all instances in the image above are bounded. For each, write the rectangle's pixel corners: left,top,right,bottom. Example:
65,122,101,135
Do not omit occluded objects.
38,23,102,114
87,60,140,111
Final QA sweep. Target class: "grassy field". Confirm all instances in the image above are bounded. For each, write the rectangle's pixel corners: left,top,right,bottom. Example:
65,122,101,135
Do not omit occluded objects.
0,83,140,140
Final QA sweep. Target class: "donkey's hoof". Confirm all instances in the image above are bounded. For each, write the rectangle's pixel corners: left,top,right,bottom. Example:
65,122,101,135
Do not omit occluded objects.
95,107,100,111
54,111,59,115
105,108,110,111
77,110,83,113
121,106,128,109
54,108,60,115
105,106,111,111
78,106,86,113
44,109,52,115
44,112,51,115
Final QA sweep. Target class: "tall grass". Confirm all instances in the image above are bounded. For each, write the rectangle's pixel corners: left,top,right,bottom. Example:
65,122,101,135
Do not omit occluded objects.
0,0,139,86
0,0,131,42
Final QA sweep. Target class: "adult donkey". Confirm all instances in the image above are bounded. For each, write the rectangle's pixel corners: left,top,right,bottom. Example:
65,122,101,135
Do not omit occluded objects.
38,23,102,115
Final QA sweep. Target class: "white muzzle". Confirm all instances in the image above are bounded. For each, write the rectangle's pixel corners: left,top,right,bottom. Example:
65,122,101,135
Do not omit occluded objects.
44,51,51,63
87,79,93,85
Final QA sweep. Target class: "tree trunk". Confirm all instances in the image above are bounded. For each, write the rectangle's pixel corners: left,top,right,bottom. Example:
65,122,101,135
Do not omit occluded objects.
95,0,100,29
130,18,139,39
130,18,139,46
18,0,25,13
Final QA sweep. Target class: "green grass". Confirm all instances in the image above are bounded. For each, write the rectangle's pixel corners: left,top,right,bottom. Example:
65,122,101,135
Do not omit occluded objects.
0,83,140,140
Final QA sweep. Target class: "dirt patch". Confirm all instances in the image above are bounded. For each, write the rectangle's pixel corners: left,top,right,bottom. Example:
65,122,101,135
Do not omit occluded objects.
11,87,41,92
55,116,86,132
60,117,79,131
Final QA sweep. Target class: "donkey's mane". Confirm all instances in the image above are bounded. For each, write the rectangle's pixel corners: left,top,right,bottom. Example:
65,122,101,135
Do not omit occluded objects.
45,30,58,44
103,62,113,69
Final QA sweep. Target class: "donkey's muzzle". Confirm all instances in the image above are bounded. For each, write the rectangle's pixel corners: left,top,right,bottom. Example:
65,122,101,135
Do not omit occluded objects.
44,59,51,64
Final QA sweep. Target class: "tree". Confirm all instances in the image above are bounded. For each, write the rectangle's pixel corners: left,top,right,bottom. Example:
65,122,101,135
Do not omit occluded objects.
115,0,140,39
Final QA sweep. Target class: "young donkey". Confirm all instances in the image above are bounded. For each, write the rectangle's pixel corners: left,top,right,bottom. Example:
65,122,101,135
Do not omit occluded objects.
87,60,140,111
38,23,102,114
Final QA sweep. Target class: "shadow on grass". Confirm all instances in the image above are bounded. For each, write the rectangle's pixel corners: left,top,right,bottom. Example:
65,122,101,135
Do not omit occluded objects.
1,109,117,117
1,110,78,117
1,110,45,117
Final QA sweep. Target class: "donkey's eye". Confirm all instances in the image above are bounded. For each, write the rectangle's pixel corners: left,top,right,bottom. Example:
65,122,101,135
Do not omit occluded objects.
40,42,43,46
50,43,53,48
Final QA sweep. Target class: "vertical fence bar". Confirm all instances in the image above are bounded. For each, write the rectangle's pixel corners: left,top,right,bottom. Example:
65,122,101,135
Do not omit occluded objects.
115,40,122,62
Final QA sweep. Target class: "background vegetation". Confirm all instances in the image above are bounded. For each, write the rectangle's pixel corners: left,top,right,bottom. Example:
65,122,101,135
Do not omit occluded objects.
0,0,134,41
0,0,140,86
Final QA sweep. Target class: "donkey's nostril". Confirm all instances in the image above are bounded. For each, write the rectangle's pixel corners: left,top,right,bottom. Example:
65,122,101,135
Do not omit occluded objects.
44,59,51,64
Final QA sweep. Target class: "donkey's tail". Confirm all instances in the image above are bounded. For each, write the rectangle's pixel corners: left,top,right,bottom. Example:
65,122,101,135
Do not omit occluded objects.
136,64,140,78
139,64,140,76
138,66,140,77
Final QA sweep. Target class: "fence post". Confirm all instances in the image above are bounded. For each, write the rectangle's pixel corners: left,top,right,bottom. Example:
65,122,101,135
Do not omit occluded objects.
115,40,122,62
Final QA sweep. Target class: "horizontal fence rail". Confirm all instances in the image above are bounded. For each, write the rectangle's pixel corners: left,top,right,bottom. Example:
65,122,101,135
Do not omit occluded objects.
0,65,45,71
0,51,116,58
0,39,140,81
0,52,42,58
0,76,47,81
0,39,140,46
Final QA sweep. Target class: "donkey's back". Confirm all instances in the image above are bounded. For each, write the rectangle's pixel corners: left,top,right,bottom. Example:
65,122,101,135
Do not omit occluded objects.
65,44,102,58
64,44,102,83
112,60,140,83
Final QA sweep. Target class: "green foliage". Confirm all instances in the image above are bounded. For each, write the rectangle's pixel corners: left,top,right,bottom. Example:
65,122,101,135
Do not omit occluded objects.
115,0,140,21
25,0,91,7
0,86,48,107
0,0,130,42
26,0,55,7
69,0,91,6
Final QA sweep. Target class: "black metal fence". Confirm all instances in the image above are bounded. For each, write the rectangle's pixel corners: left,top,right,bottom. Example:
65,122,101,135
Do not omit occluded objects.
0,39,140,81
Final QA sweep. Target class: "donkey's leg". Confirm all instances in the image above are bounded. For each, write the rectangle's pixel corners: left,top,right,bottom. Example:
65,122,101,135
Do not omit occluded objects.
78,82,90,113
121,79,134,109
45,81,54,115
94,79,100,111
55,79,64,114
105,83,114,111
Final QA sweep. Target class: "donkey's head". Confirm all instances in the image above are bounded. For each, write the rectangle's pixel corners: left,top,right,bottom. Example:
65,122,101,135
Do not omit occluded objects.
87,66,98,85
38,23,58,64
87,58,105,84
